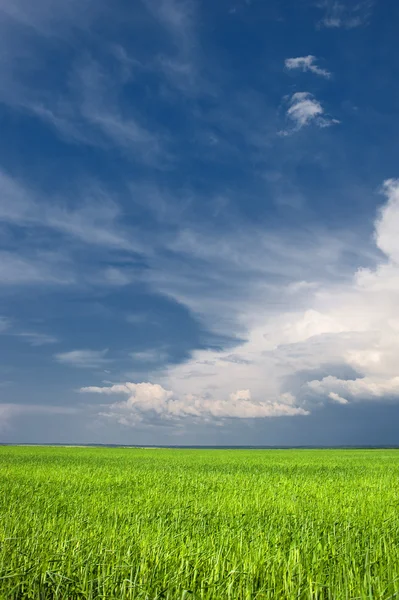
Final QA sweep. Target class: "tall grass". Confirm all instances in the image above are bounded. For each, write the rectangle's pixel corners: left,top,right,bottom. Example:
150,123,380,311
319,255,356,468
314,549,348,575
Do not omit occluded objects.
1,447,399,599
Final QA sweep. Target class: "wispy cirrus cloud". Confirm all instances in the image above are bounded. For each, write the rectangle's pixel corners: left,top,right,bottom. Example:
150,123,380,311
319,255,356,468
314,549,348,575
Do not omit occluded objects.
0,2,169,167
15,332,58,346
0,169,141,253
285,55,331,78
130,348,170,363
0,0,101,35
27,57,169,167
141,0,196,52
0,318,58,345
0,167,160,290
55,349,111,369
0,251,73,286
316,0,374,28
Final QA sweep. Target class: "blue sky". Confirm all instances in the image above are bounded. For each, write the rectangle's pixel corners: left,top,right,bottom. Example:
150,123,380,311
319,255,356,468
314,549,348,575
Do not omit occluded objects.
1,0,399,445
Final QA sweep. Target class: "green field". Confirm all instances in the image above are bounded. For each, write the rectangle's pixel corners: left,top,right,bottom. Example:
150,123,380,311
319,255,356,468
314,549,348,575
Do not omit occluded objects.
1,447,399,599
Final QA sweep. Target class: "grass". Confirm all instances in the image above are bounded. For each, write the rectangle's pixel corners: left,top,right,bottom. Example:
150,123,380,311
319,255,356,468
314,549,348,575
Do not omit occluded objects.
1,447,399,599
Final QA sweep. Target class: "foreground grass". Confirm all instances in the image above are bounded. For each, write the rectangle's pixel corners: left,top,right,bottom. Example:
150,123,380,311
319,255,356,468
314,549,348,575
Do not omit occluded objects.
1,448,399,599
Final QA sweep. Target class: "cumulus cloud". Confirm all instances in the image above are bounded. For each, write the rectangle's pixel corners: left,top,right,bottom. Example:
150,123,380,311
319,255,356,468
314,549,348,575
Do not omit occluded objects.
281,92,339,134
309,375,399,403
128,178,399,420
285,56,331,78
374,179,399,263
55,349,110,369
75,178,399,428
229,389,251,402
80,381,308,424
302,182,399,401
328,392,349,405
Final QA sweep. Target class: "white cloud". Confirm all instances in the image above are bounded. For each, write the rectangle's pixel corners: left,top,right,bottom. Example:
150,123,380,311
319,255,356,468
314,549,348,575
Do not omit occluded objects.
285,55,331,78
288,92,323,127
55,349,110,369
281,92,339,134
309,375,399,403
81,381,308,424
328,392,349,405
122,178,399,420
374,179,399,263
229,389,251,402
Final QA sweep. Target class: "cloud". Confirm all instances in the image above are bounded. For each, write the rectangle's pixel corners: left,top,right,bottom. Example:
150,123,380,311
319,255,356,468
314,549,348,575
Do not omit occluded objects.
0,0,101,35
15,332,58,346
130,348,170,363
229,389,251,402
317,1,374,29
142,0,195,52
100,267,135,287
374,179,399,263
0,320,59,345
0,13,168,167
281,92,339,134
113,177,399,423
68,57,167,165
285,55,331,78
328,392,349,405
309,375,399,403
0,168,143,288
80,381,308,424
55,349,110,369
126,313,152,325
296,180,399,405
141,0,209,98
0,251,73,285
0,169,141,252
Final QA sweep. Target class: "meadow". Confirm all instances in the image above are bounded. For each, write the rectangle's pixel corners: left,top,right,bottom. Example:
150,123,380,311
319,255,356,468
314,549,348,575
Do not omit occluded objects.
1,447,399,599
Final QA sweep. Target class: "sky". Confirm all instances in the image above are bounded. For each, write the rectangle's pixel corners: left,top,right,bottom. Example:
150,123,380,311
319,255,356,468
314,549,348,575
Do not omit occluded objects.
1,0,399,445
